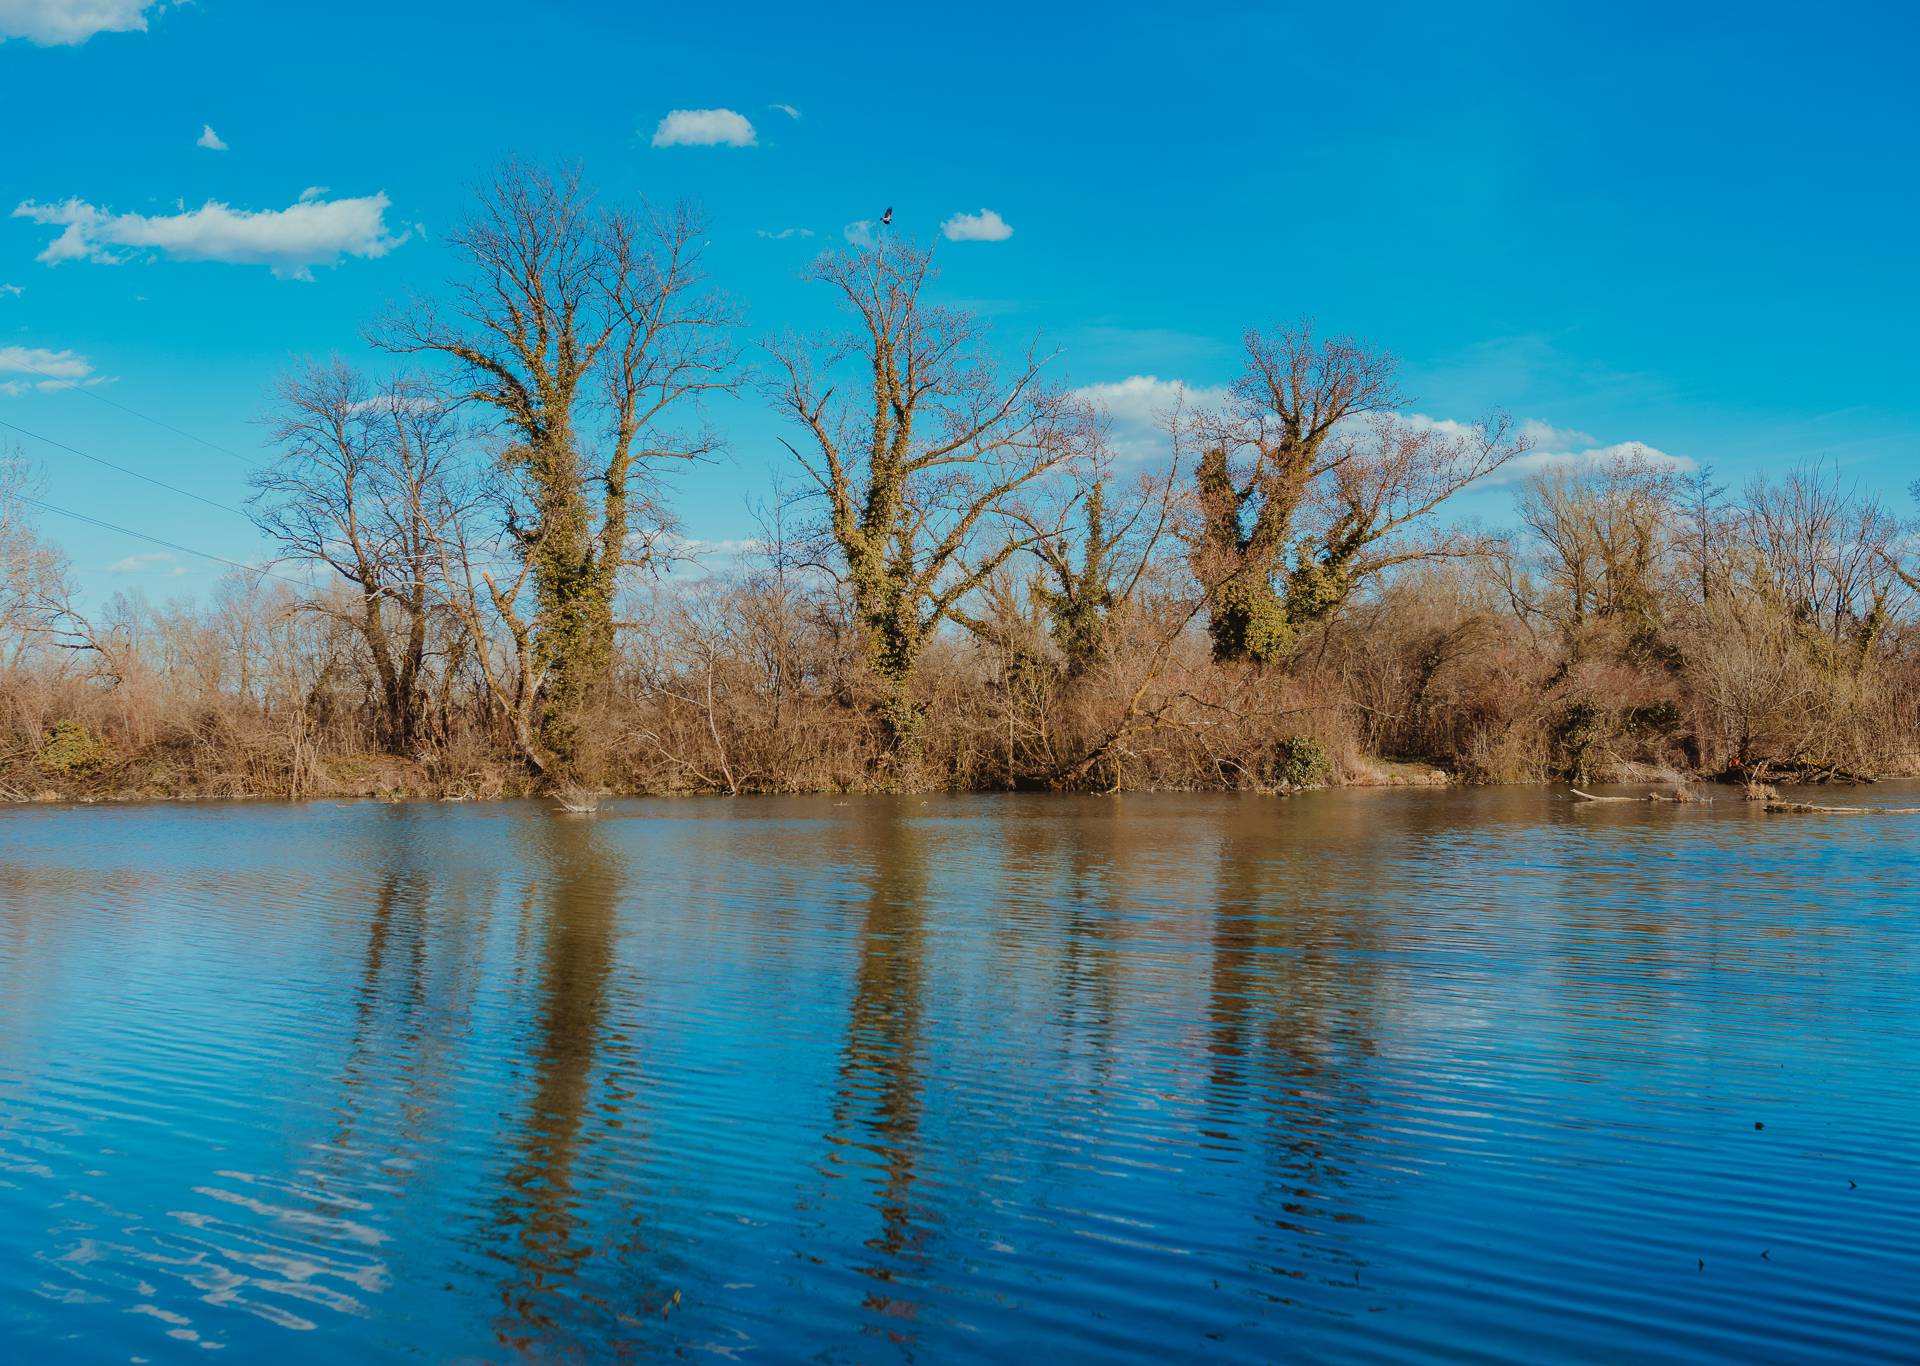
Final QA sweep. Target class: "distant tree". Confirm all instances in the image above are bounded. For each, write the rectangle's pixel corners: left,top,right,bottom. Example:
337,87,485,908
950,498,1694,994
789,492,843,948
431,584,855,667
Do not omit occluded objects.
0,453,81,671
1186,323,1526,663
1739,461,1902,658
765,239,1093,755
1516,448,1681,645
1033,448,1182,676
251,361,462,752
377,160,736,772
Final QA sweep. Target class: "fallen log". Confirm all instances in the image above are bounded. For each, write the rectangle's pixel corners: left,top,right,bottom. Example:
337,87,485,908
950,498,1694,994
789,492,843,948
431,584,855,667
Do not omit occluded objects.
1570,788,1700,804
1764,800,1920,815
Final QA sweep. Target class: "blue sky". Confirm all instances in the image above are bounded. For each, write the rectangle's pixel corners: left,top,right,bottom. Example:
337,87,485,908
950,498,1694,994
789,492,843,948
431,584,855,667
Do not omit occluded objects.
2,0,1916,602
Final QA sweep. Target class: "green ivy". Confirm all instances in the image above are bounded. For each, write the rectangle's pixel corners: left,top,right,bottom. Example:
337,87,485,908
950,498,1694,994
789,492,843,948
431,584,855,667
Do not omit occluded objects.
38,719,110,776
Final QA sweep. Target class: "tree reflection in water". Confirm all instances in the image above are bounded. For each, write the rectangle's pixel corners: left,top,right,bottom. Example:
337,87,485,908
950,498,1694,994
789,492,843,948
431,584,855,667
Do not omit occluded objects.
1202,803,1384,1308
821,802,935,1345
484,812,659,1357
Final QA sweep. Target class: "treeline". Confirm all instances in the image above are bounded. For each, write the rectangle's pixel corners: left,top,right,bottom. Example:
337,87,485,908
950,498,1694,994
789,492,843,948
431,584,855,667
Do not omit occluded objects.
4,162,1918,801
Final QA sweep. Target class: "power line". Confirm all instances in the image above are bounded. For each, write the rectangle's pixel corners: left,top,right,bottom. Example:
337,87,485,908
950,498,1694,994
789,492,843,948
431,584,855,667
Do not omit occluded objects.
19,494,315,591
0,417,250,518
3,357,261,471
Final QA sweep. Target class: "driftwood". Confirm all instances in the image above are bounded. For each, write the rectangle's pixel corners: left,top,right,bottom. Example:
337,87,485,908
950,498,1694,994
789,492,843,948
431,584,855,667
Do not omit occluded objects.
551,784,602,814
1716,763,1879,786
1572,785,1920,814
1570,788,1701,804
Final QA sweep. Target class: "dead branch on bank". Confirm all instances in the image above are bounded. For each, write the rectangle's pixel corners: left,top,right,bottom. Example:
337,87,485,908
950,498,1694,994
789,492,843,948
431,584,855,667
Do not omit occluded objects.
1570,787,1703,804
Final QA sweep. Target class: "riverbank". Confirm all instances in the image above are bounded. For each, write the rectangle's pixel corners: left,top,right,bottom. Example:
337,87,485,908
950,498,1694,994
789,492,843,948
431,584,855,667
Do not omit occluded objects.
4,752,1454,803
15,747,1911,807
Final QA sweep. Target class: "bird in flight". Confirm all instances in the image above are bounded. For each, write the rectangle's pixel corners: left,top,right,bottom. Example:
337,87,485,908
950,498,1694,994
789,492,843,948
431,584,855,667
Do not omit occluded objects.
880,206,893,227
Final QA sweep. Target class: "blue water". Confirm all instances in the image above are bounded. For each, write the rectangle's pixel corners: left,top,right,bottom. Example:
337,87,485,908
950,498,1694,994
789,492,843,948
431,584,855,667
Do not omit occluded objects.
1,789,1916,1361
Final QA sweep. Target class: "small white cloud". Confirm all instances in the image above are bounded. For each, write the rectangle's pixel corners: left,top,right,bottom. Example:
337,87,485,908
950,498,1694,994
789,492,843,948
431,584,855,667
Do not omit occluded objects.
343,393,443,416
680,536,763,558
1073,375,1233,460
1386,412,1481,441
1076,375,1231,426
1494,439,1693,485
196,124,227,152
0,343,96,393
108,550,181,574
1322,412,1683,487
843,219,875,248
0,283,21,297
652,533,767,578
650,108,756,148
0,0,160,45
941,208,1013,243
12,192,410,280
1453,422,1693,487
1518,417,1597,450
769,102,800,119
756,226,814,240
298,185,328,202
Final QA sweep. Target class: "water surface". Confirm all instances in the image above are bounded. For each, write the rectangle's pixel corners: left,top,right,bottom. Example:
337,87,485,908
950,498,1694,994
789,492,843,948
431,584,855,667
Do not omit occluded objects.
2,790,1916,1361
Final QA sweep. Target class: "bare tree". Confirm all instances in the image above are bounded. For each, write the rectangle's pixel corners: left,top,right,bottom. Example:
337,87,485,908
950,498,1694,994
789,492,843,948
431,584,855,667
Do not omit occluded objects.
0,453,88,671
251,361,464,752
376,160,737,771
1739,460,1903,657
1186,323,1526,663
765,238,1093,753
1515,448,1681,644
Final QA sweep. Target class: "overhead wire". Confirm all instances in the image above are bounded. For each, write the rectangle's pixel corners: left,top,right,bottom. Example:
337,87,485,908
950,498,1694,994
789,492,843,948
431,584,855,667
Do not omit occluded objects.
0,416,250,517
19,495,314,591
2,354,262,470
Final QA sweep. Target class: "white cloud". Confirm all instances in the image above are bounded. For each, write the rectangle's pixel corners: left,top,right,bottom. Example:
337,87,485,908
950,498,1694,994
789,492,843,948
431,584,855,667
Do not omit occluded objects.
108,551,188,576
0,343,96,394
1518,417,1597,450
769,102,800,119
298,185,327,202
1330,411,1687,487
11,192,410,280
1076,375,1231,426
1386,412,1480,441
756,226,814,240
843,219,875,248
1493,438,1693,485
1066,387,1679,482
343,393,443,416
651,533,767,578
941,208,1013,243
650,108,756,148
0,0,160,45
680,536,762,558
196,124,227,151
0,283,21,297
1073,375,1232,461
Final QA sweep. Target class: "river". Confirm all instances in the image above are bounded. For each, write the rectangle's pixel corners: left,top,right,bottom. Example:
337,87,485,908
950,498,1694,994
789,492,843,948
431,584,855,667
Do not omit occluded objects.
2,790,1915,1361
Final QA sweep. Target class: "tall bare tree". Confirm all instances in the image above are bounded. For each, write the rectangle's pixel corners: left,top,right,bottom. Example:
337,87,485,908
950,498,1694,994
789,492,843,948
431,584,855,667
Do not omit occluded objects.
766,239,1092,752
377,160,736,772
1187,323,1526,663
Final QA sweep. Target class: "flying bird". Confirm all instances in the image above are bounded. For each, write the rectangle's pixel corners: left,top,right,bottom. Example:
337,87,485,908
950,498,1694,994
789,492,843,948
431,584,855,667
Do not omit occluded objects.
880,206,893,227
